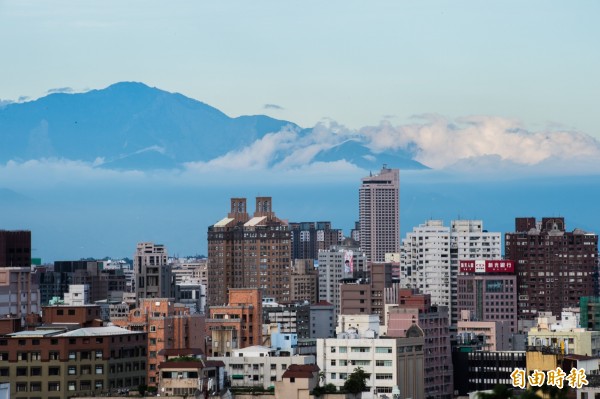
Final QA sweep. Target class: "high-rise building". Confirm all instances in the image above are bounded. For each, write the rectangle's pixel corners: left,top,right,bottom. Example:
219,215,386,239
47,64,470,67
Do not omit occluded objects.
0,230,31,267
289,221,343,260
134,242,172,301
359,166,399,263
317,245,367,319
400,220,501,327
505,217,598,321
207,197,291,307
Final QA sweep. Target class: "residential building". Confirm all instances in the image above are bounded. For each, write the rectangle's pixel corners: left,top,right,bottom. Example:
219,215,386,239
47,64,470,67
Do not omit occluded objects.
505,217,598,321
1,325,147,399
111,298,205,386
400,219,501,328
157,357,225,397
310,301,335,339
209,345,315,389
289,221,343,260
318,245,367,319
290,259,318,304
0,267,40,326
205,288,262,357
527,310,600,356
133,242,172,301
581,297,600,330
316,321,424,399
386,289,453,399
359,166,400,263
340,263,394,325
63,284,90,305
275,364,320,399
207,197,291,307
0,230,31,267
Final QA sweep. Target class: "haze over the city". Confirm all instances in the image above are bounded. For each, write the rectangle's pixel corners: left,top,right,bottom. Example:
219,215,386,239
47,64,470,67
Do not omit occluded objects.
1,1,599,261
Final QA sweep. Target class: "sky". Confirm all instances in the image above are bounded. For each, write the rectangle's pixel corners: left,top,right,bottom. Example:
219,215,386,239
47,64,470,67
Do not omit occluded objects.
1,1,599,136
2,1,600,261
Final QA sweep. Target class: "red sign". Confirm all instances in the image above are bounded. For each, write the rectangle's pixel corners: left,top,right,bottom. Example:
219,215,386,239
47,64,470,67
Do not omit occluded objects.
459,260,514,273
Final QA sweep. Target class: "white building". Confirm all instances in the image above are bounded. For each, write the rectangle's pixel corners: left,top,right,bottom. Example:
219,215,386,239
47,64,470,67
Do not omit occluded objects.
208,345,315,389
316,316,425,399
318,246,367,318
63,284,90,305
400,220,501,327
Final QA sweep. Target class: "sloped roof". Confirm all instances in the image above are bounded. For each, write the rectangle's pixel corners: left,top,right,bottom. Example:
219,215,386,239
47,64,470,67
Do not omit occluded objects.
282,364,320,379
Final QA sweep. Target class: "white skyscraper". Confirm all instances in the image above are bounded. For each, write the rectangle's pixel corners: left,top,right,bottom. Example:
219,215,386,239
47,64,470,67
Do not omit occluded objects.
401,220,501,327
359,166,400,263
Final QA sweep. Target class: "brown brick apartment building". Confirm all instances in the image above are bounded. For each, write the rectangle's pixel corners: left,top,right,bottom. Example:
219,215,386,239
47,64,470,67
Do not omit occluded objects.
505,217,598,320
0,326,147,399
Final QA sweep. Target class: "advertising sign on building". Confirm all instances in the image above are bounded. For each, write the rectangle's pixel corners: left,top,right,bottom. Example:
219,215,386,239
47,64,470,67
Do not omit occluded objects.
459,260,515,273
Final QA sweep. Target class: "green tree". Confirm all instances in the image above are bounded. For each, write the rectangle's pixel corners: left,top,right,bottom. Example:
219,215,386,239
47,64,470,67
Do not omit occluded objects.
343,367,369,396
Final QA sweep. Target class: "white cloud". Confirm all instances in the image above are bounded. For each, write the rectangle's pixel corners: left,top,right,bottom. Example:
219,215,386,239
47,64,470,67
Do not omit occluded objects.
358,115,600,170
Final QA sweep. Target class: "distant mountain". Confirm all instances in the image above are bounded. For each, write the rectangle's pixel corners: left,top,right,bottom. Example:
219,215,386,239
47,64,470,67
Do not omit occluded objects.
314,139,427,170
0,82,427,170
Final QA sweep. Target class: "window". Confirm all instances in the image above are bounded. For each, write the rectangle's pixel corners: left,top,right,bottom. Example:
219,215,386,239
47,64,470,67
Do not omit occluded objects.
95,380,104,390
375,347,392,354
30,382,41,392
330,373,336,379
57,310,64,315
16,367,27,376
68,381,76,391
48,382,60,391
49,367,60,376
68,366,77,375
68,309,75,316
95,350,103,359
17,352,27,361
351,347,370,353
49,351,59,360
0,368,8,377
375,373,393,380
281,364,287,370
290,377,295,383
30,367,42,376
330,359,336,366
80,351,91,360
150,325,157,332
31,352,41,360
95,365,104,375
270,364,276,370
376,360,392,367
339,346,347,353
69,351,76,360
81,365,91,375
16,383,27,392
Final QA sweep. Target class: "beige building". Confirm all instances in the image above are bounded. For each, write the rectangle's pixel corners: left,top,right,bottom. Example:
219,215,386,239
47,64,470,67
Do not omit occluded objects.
359,166,400,263
134,242,172,301
209,345,315,389
0,267,40,325
316,321,424,399
528,310,600,356
274,364,320,399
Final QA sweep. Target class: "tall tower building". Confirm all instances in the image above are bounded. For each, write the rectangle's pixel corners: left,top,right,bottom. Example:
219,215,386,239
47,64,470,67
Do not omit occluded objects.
359,166,399,263
207,197,291,307
401,220,501,327
289,221,343,260
505,217,598,321
134,242,172,301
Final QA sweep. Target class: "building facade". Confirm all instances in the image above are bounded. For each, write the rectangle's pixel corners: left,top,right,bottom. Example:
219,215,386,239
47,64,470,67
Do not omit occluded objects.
289,221,343,261
1,326,147,399
0,230,31,267
359,166,400,263
133,243,172,301
401,220,501,327
506,217,599,321
207,197,291,307
318,245,367,319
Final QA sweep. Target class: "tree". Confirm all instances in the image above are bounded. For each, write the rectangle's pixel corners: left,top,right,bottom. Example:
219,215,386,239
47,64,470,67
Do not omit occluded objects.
343,367,369,396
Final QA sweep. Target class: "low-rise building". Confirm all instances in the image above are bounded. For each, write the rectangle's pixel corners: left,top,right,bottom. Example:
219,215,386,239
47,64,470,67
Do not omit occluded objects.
1,325,147,399
275,364,320,399
209,345,315,389
316,321,424,399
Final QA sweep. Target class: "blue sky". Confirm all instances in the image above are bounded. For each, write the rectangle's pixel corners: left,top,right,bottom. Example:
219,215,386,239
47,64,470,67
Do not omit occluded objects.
2,1,600,261
1,1,599,136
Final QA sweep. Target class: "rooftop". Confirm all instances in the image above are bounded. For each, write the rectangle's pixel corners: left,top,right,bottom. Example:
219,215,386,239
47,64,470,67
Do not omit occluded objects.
57,326,141,337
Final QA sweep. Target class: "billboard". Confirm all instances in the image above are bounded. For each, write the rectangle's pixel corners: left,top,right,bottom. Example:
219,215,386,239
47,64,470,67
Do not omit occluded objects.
344,250,354,275
459,260,515,273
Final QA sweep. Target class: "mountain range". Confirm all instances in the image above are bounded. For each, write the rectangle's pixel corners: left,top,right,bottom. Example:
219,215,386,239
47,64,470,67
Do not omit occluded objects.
0,82,426,171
